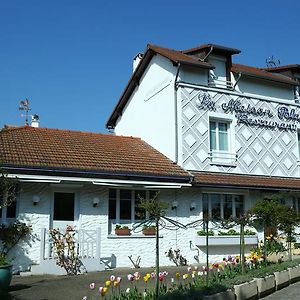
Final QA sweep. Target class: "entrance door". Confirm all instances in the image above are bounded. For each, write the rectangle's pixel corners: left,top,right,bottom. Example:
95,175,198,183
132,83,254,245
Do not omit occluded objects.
52,192,75,230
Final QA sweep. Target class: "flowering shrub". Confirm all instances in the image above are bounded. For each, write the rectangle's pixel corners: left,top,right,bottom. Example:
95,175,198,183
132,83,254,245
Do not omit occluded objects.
49,225,82,275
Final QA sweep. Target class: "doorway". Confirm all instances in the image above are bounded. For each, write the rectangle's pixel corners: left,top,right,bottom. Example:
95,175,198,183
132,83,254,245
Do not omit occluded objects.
52,192,76,230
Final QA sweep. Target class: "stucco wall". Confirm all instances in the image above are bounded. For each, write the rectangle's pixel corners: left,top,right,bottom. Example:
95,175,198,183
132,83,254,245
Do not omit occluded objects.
114,55,177,162
13,184,263,272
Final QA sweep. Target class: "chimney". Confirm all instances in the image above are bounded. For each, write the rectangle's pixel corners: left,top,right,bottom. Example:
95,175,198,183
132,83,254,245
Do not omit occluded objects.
133,53,143,72
31,114,40,128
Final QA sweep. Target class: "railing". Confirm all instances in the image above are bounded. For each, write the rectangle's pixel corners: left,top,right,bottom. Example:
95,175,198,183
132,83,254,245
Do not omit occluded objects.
208,151,237,165
208,78,234,89
40,228,101,261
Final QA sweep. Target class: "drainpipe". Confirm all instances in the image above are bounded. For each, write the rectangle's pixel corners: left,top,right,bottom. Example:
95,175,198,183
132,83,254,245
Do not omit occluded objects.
174,63,181,164
233,72,242,90
200,45,214,62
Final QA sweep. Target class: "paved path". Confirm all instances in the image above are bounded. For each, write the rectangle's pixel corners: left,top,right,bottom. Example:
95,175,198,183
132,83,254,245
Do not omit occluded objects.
5,266,191,300
264,281,300,300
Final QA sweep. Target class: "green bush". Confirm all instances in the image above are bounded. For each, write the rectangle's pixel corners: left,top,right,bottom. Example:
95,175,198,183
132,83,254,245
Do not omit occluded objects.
197,229,214,236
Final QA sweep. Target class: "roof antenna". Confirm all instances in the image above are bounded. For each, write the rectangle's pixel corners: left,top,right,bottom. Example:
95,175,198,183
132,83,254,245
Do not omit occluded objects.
266,55,280,68
19,99,31,125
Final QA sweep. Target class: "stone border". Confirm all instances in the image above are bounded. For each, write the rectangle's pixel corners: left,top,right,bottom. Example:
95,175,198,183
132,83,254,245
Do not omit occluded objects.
203,265,300,300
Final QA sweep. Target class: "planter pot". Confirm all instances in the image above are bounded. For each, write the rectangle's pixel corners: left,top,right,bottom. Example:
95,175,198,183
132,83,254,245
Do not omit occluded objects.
288,266,300,283
142,229,156,236
203,289,235,300
195,235,258,246
267,252,288,263
0,265,13,290
255,275,275,298
234,279,258,300
115,229,131,236
292,248,300,255
274,270,290,290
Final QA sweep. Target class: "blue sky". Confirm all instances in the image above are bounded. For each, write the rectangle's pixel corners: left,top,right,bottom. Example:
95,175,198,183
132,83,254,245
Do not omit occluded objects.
0,0,299,133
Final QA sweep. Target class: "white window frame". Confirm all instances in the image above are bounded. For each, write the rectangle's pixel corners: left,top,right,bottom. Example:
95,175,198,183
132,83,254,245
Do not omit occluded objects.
0,199,18,225
108,189,157,234
202,192,244,220
208,113,236,165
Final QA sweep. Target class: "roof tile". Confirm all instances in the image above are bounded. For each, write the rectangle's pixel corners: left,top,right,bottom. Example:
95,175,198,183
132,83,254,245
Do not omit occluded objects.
0,126,190,179
192,172,300,190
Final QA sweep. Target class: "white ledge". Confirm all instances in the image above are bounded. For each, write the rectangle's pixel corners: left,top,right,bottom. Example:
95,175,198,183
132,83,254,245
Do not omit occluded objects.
195,235,258,246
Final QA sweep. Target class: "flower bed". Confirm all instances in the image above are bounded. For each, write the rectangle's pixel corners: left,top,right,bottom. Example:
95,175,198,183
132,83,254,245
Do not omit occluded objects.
82,258,300,300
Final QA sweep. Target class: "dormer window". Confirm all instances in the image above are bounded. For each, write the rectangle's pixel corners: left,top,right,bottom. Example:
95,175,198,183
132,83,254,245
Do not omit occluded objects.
207,55,232,89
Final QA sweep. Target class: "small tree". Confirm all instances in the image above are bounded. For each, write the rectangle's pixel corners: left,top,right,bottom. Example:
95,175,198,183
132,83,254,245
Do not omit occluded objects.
277,205,300,260
135,192,186,300
251,192,300,261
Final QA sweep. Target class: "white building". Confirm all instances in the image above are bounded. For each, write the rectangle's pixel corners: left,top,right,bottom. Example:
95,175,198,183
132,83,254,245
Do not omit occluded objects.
1,43,300,274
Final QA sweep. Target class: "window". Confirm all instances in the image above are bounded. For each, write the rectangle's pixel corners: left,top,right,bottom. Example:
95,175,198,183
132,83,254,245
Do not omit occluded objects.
209,119,236,165
202,193,244,220
108,189,157,233
210,120,229,152
293,197,300,214
0,200,17,223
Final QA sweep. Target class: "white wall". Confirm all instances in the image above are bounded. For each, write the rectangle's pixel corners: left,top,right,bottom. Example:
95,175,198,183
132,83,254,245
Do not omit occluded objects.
14,183,266,271
115,55,178,162
236,77,294,101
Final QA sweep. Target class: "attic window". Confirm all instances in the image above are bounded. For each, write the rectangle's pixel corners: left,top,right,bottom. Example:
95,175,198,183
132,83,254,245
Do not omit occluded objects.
208,56,233,89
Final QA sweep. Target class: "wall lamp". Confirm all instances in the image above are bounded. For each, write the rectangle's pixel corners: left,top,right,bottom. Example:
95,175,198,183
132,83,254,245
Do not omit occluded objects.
32,195,40,206
190,202,197,211
93,197,100,207
171,201,178,210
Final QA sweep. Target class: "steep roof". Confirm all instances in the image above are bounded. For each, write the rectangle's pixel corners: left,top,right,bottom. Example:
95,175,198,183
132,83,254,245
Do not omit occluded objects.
106,44,214,129
192,172,300,190
0,126,191,181
232,63,299,85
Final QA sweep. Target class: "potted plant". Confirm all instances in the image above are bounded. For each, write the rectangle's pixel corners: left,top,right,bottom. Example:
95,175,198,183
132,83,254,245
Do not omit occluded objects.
115,225,131,236
142,225,156,236
0,253,12,290
0,221,32,289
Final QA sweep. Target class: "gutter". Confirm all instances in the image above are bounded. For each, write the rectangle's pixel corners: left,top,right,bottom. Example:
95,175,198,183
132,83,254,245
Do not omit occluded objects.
174,62,181,163
7,173,192,188
3,165,191,183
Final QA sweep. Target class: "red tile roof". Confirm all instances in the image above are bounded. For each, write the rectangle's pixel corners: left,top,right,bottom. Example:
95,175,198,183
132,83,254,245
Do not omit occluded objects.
192,172,300,190
182,44,241,55
232,64,298,86
0,126,190,180
262,64,300,72
148,44,214,69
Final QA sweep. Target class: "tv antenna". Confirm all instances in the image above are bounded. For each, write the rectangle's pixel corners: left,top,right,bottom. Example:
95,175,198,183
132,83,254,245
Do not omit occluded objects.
19,99,31,125
266,55,280,68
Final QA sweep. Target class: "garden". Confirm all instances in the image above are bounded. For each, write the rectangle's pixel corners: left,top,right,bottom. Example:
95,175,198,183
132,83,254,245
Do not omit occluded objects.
79,192,300,300
1,167,300,300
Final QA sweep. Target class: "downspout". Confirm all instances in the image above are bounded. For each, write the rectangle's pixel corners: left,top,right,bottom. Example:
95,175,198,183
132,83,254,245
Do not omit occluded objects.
200,45,214,62
174,63,181,164
233,72,242,90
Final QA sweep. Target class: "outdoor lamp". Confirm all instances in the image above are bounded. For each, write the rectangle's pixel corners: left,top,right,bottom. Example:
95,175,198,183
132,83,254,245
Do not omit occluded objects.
32,195,40,206
171,201,178,210
190,202,197,211
93,197,100,207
